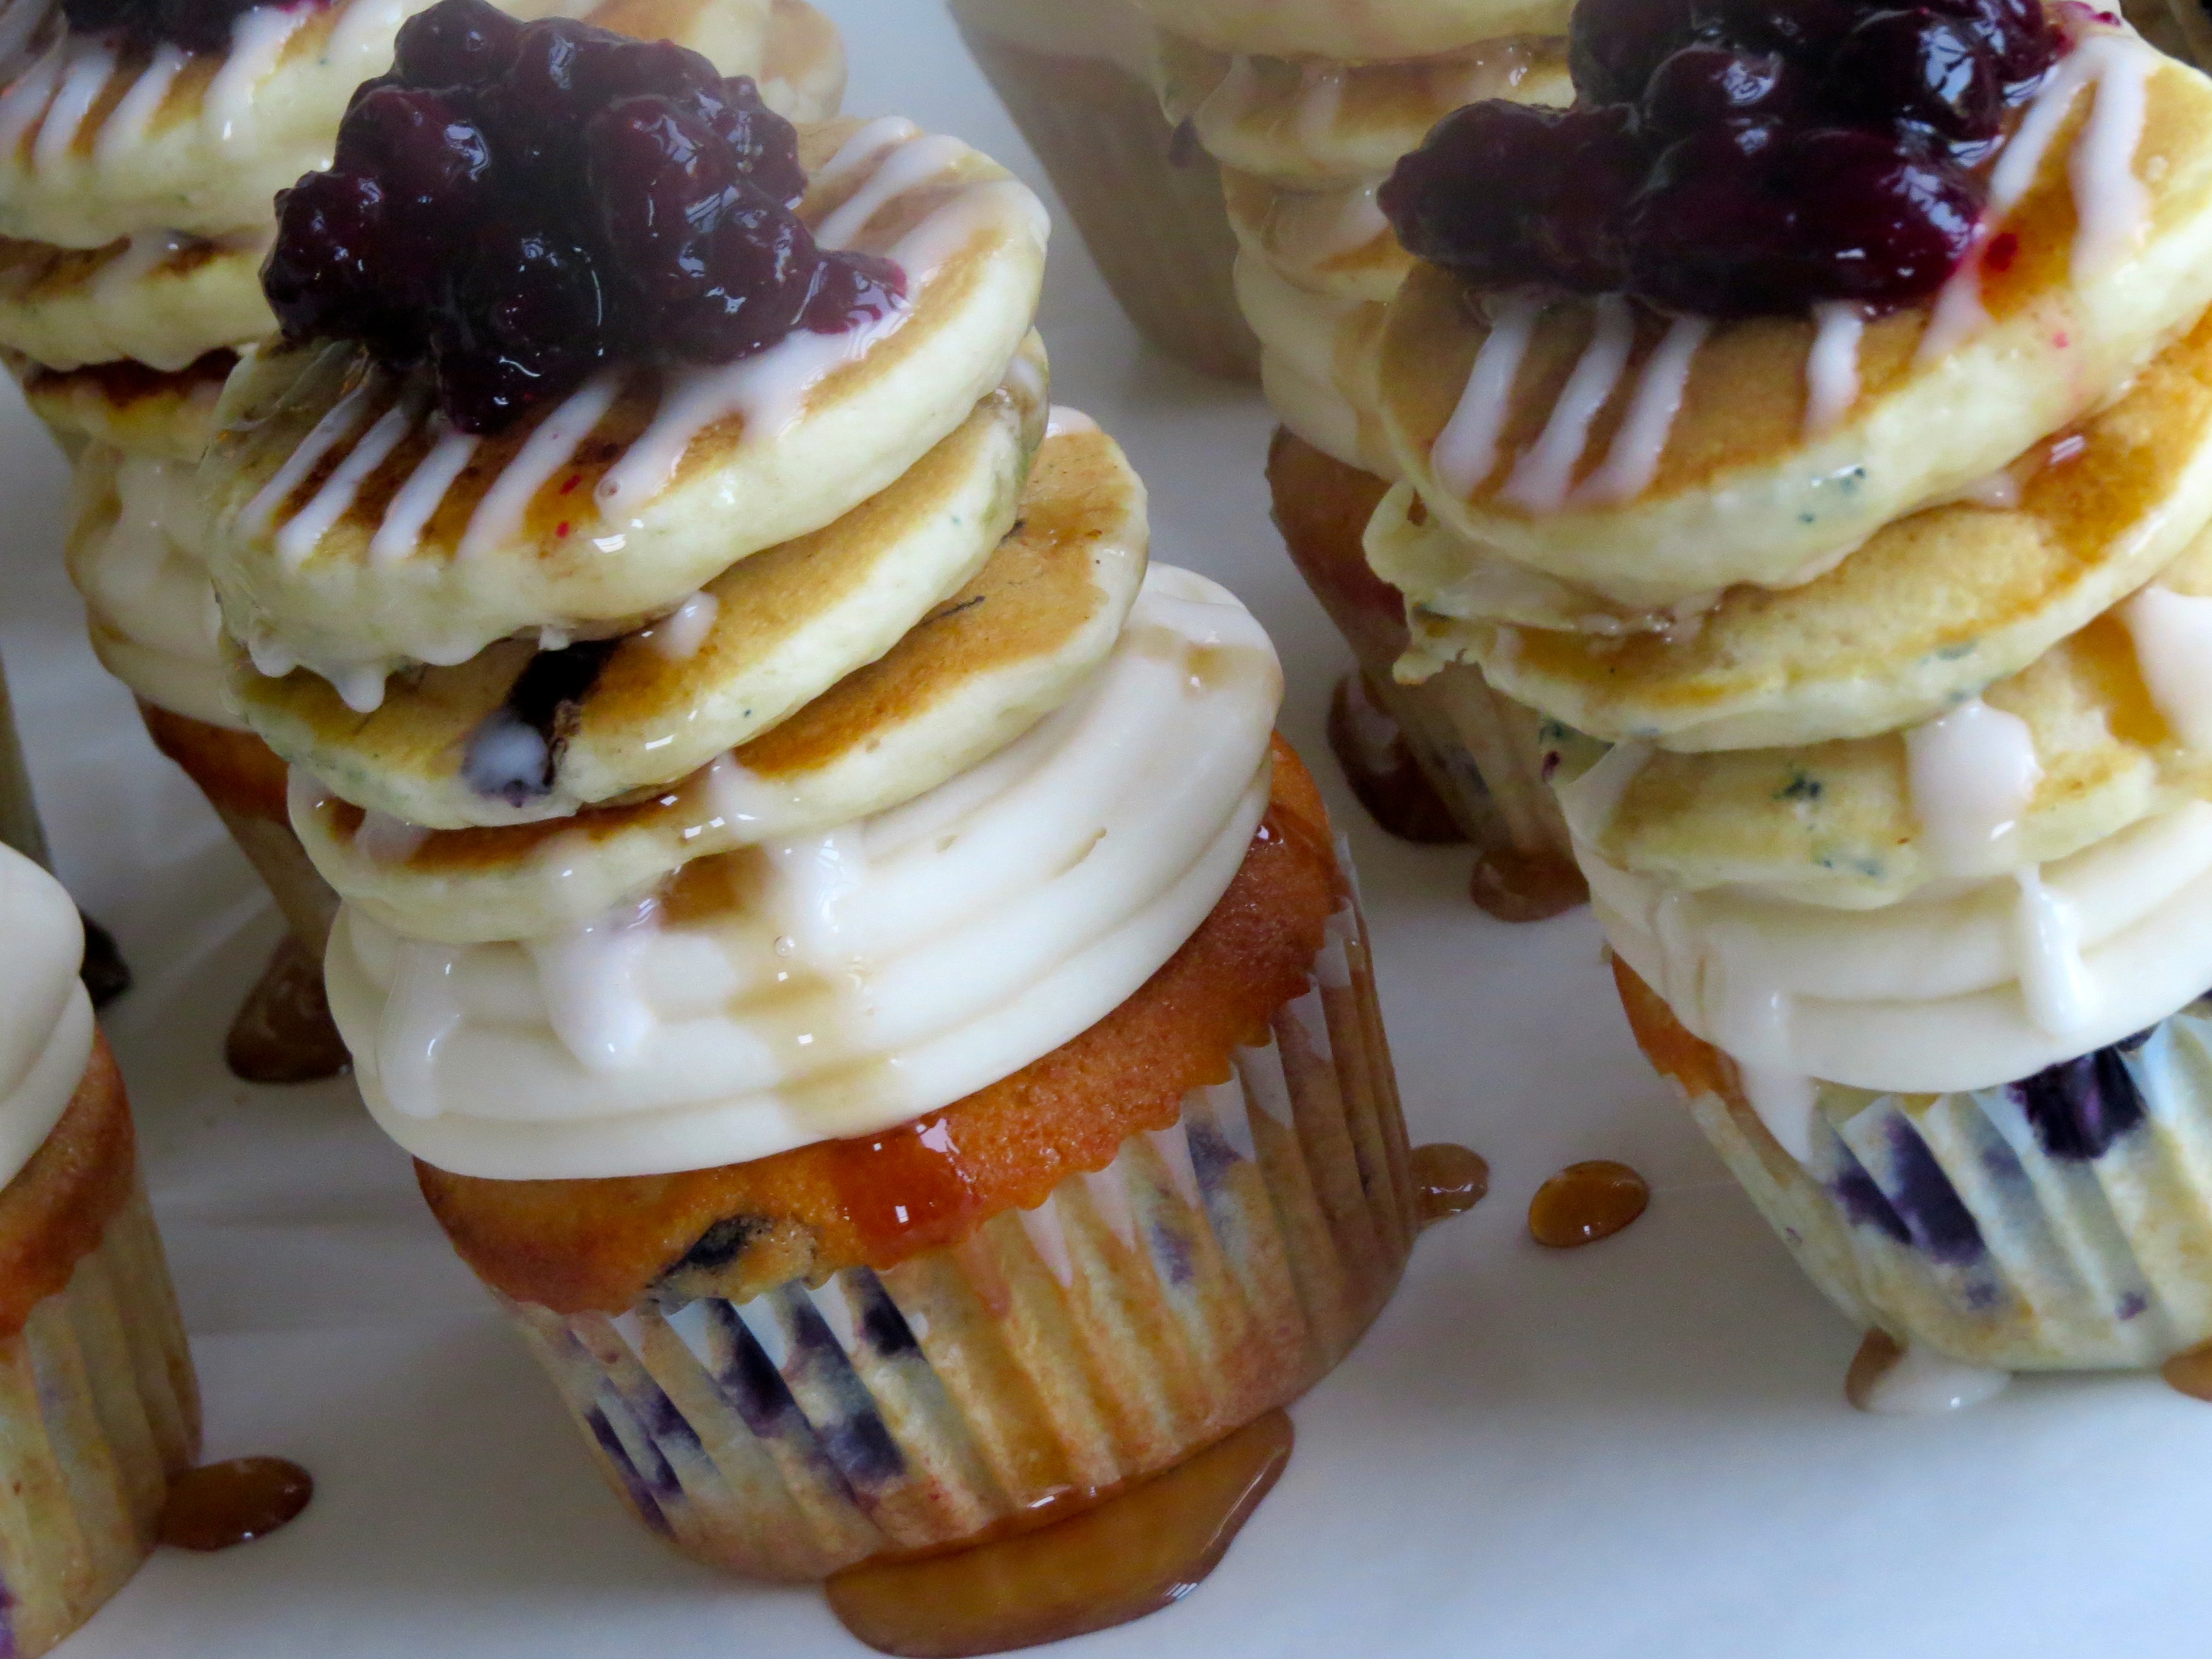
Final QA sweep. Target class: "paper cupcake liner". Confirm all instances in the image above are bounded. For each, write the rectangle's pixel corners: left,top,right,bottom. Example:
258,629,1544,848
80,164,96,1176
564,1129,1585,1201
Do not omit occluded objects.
0,1173,200,1657
951,12,1259,382
1619,961,2212,1372
500,891,1411,1580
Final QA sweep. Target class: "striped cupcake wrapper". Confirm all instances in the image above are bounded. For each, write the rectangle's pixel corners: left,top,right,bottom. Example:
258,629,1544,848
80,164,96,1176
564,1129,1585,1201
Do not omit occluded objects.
1666,990,2212,1372
502,890,1413,1580
0,1175,201,1657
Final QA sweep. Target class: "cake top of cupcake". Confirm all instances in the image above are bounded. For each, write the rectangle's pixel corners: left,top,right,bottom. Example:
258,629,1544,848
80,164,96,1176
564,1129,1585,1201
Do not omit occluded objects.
1380,0,2071,315
263,0,900,433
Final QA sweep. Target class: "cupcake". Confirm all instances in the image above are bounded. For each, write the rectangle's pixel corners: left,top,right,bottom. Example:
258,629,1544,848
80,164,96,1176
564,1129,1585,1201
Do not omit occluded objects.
0,0,844,1079
1134,0,1588,918
197,5,1415,1596
1373,0,2212,1397
947,0,1259,382
0,842,200,1655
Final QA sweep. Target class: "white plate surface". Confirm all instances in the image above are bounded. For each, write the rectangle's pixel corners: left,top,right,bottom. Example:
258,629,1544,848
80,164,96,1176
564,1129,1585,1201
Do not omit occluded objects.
6,5,2212,1655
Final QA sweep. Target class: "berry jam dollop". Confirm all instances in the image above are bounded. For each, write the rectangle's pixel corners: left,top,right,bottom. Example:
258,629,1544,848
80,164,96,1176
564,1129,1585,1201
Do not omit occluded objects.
59,0,303,55
1379,0,2066,317
263,0,903,434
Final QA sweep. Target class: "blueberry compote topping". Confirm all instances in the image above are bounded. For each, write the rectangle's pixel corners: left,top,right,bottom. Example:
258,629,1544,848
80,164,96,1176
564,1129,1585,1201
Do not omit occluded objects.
263,0,904,435
59,0,297,55
1379,0,2065,317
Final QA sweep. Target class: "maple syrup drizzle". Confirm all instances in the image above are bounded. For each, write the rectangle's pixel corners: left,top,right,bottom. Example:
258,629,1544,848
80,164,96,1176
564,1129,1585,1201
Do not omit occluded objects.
225,934,351,1085
1324,673,1466,845
2160,1341,2212,1401
826,1409,1293,1658
159,1457,314,1552
1468,847,1588,924
1410,1142,1489,1226
825,1110,983,1263
1527,1159,1648,1248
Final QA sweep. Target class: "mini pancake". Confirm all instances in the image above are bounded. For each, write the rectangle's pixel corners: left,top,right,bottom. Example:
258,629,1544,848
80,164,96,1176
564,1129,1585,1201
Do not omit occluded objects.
0,230,270,373
1222,170,1412,307
1382,304,2212,749
1238,254,1392,475
1131,0,1571,63
16,350,230,460
296,417,1149,943
1157,34,1569,190
1570,525,2212,908
230,350,1047,827
0,0,808,250
1377,40,2212,607
202,119,1051,687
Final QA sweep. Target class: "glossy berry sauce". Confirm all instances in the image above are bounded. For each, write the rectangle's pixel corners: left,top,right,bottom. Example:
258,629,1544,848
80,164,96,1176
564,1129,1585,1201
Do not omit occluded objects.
262,0,904,433
59,0,310,55
1379,0,2068,316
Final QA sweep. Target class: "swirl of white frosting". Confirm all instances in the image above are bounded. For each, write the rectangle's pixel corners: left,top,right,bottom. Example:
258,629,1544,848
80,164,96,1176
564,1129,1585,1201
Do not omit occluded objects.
1585,800,2212,1098
0,844,93,1192
324,565,1284,1179
64,447,240,730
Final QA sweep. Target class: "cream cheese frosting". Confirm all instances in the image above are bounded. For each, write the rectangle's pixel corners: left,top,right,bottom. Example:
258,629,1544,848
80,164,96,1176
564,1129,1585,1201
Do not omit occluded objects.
325,564,1284,1178
0,842,92,1193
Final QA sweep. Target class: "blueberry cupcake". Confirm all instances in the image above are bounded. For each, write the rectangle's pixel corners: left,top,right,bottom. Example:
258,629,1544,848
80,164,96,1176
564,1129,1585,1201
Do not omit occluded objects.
0,842,200,1654
1131,0,1586,917
197,4,1417,1580
948,0,1259,381
1373,0,2212,1398
0,0,842,1078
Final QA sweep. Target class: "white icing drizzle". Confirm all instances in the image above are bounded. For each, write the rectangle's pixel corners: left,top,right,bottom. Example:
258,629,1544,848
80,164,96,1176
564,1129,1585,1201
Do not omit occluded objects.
1293,62,1344,155
1739,1067,1819,1162
1502,294,1635,513
91,228,183,303
94,41,184,161
204,3,307,142
457,369,621,557
1432,293,1543,499
2015,865,2096,1036
369,422,478,564
812,115,919,191
1556,739,1652,845
1904,696,2042,876
1930,467,2025,510
353,805,433,867
31,35,113,169
644,591,720,661
1574,313,1710,507
812,131,970,249
1919,28,2157,363
1195,52,1257,133
1853,1340,2010,1415
0,36,64,160
241,369,384,538
1802,302,1865,439
277,386,425,570
527,900,663,1072
2123,584,2212,748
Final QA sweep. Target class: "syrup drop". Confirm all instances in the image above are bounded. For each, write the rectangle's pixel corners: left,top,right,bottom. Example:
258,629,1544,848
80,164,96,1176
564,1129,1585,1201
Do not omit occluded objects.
1527,1159,1649,1248
825,1409,1294,1658
1325,674,1467,846
1469,847,1588,923
1410,1142,1490,1225
159,1458,315,1552
225,936,351,1085
2160,1341,2212,1401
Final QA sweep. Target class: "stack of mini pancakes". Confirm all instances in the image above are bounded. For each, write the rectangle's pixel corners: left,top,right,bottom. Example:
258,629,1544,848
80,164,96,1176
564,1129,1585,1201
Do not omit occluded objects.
1133,0,1597,918
1374,16,2212,1375
0,0,841,1078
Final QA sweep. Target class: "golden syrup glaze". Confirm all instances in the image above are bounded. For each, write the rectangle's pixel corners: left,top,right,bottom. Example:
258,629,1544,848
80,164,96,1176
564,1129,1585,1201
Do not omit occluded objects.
2160,1338,2212,1399
223,933,349,1085
825,1409,1294,1658
158,1457,313,1551
414,742,1341,1314
1410,1141,1487,1224
1527,1159,1649,1248
1325,672,1465,846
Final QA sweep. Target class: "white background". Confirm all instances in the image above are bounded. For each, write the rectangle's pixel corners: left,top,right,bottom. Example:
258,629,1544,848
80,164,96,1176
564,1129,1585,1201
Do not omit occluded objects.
6,3,2211,1654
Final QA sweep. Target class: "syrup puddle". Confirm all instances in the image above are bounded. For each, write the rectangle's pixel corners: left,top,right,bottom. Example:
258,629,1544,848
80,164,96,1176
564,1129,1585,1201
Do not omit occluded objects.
1468,847,1588,924
160,1457,315,1551
2159,1341,2212,1401
225,935,350,1085
826,1409,1294,1658
1528,1160,1649,1248
1324,673,1465,846
1411,1142,1490,1225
